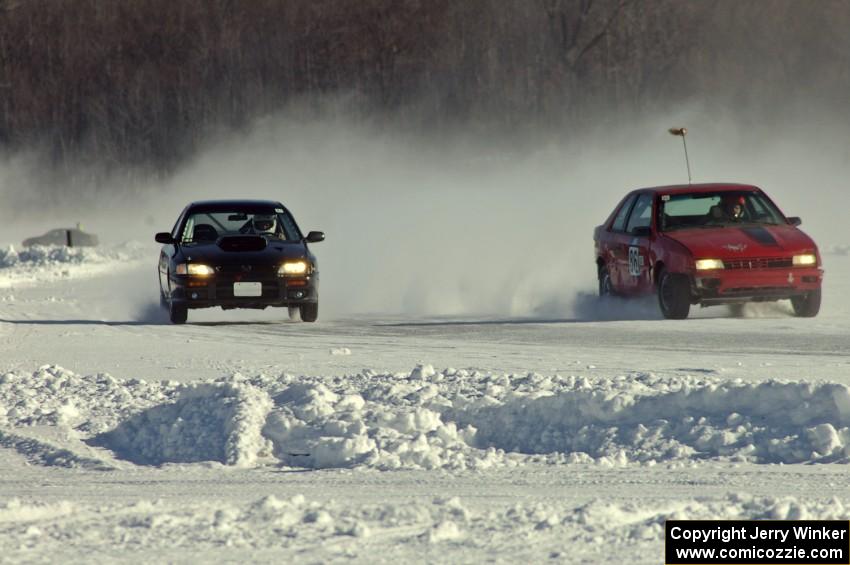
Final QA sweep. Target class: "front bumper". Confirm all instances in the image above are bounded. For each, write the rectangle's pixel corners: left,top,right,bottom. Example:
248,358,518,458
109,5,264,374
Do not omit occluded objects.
692,266,822,305
170,274,318,309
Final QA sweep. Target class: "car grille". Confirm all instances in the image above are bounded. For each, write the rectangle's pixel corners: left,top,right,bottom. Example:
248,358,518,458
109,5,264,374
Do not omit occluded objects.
215,264,278,275
724,257,793,270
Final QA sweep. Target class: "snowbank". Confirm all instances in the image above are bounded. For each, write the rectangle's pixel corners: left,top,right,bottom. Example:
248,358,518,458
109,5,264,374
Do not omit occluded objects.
457,375,850,464
0,242,147,288
93,383,272,467
6,365,850,469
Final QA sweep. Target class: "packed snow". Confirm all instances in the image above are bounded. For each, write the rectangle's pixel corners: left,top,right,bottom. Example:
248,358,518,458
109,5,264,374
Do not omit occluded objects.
0,242,146,288
0,245,849,561
6,364,850,473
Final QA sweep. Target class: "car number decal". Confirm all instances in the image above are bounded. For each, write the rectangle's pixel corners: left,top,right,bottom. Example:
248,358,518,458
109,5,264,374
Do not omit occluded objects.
628,246,644,277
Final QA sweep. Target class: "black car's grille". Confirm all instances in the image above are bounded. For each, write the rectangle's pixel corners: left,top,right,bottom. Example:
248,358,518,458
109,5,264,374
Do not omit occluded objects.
724,257,793,270
215,264,278,275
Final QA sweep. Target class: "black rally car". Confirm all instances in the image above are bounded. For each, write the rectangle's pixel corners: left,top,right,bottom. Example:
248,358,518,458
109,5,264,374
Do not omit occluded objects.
155,200,324,324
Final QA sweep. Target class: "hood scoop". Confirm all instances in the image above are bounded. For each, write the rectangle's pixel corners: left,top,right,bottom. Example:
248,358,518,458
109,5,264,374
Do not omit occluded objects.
217,235,267,252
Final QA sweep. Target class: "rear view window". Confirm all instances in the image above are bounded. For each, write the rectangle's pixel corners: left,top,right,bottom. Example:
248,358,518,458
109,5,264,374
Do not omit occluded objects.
625,193,653,233
611,194,637,232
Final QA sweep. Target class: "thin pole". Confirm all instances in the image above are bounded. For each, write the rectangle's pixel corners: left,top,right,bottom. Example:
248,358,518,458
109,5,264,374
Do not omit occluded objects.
681,135,692,184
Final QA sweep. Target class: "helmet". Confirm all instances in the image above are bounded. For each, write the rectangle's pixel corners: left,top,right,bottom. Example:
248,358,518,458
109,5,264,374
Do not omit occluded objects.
252,214,277,235
724,195,746,219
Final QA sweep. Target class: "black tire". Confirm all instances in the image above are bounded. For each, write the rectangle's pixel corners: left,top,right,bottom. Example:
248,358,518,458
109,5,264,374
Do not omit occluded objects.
169,301,188,324
791,288,821,317
166,272,187,324
300,301,318,323
657,270,691,319
598,265,614,298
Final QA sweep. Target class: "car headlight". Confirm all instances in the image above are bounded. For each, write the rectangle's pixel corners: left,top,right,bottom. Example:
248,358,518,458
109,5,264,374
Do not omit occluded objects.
279,260,309,276
792,254,817,266
695,259,725,270
175,263,214,276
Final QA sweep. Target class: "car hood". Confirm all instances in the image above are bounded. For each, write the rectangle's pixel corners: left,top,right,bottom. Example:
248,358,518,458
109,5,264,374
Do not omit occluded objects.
663,224,817,258
180,240,310,264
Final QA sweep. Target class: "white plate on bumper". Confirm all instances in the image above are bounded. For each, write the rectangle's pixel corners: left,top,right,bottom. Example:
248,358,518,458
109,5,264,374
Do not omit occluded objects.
233,282,262,297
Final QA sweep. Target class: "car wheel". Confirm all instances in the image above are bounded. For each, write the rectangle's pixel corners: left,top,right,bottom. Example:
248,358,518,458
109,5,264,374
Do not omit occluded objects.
169,301,188,324
598,265,615,298
166,272,187,324
288,306,300,321
791,288,821,317
657,270,690,319
300,301,318,323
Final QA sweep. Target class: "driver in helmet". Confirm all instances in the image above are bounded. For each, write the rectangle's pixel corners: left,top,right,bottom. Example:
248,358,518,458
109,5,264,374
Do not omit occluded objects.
725,195,746,222
252,214,278,236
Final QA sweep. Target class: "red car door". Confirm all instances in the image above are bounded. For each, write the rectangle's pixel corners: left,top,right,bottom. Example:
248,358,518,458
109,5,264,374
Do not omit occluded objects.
620,192,654,294
602,193,638,292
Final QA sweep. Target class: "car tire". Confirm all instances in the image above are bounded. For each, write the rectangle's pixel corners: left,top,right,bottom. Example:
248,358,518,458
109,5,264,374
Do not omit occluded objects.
657,270,690,319
791,288,821,317
300,301,318,323
598,265,615,298
169,301,188,324
166,272,187,324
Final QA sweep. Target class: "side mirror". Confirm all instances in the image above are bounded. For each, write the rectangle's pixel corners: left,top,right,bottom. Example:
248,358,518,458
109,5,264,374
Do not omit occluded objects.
305,231,325,243
631,226,652,238
787,217,802,226
155,232,175,244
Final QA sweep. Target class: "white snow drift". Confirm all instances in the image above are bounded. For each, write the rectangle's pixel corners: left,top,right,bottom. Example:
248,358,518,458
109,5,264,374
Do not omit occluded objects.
0,242,146,288
5,364,850,469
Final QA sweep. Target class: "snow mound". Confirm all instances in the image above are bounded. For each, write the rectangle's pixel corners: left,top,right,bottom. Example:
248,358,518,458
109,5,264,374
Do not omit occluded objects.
8,365,850,469
457,376,850,464
0,365,178,432
0,242,147,287
92,383,272,467
262,379,494,470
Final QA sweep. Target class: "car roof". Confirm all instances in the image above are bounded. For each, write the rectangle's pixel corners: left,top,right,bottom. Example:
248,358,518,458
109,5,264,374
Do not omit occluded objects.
632,183,760,195
186,199,285,211
186,199,285,213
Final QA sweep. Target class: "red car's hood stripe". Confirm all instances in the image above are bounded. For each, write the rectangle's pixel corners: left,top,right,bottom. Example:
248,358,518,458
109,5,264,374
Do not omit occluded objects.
663,224,815,257
738,226,779,247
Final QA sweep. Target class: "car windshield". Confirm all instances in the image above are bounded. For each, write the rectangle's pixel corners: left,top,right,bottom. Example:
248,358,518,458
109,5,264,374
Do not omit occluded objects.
179,208,301,243
658,191,786,232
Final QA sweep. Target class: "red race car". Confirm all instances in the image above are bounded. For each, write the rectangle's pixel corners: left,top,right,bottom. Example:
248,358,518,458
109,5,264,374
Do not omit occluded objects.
593,183,823,319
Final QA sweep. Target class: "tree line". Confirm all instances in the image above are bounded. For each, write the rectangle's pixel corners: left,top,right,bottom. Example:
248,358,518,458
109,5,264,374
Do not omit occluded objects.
1,0,848,172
